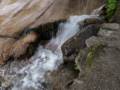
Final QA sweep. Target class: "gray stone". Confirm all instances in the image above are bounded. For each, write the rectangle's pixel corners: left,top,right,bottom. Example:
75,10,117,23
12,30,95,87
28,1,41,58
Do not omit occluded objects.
98,28,120,40
98,25,120,49
101,23,120,30
98,28,115,37
85,36,103,48
70,23,120,90
79,18,103,26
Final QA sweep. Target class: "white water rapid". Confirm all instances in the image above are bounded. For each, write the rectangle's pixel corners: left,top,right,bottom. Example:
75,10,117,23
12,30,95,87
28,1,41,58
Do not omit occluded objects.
12,15,98,90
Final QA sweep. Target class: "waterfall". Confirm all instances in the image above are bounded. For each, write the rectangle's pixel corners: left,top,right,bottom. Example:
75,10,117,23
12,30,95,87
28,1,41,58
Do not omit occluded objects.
12,15,98,90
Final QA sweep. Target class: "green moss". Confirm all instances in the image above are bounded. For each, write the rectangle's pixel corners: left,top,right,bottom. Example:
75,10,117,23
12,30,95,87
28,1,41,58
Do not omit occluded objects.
106,0,118,20
74,43,105,72
86,44,104,68
75,50,82,71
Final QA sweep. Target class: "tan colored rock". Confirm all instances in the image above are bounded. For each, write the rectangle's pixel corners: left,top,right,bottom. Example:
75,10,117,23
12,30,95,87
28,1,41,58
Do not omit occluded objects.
11,32,38,58
0,32,38,64
0,38,16,64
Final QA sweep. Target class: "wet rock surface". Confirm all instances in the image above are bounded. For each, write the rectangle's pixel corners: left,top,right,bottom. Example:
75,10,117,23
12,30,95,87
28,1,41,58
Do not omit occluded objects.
46,23,120,90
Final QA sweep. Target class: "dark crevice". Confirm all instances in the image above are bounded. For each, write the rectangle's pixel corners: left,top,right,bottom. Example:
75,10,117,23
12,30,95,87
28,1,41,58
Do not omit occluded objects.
20,19,66,40
0,35,18,39
16,19,66,60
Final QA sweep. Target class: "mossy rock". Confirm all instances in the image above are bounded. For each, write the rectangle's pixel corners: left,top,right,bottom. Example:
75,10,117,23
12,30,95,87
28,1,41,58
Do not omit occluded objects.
86,44,105,68
75,44,105,72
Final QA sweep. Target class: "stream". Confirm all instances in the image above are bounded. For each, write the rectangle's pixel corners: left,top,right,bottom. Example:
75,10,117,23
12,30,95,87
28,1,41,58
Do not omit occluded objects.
11,15,99,90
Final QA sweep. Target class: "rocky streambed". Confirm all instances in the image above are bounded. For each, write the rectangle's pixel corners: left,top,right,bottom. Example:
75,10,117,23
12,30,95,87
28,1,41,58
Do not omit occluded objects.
46,23,120,90
0,19,120,90
0,0,119,90
0,15,101,90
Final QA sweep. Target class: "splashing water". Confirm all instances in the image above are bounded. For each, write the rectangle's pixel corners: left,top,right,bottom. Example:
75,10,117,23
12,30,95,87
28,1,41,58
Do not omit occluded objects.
12,15,98,90
12,47,63,90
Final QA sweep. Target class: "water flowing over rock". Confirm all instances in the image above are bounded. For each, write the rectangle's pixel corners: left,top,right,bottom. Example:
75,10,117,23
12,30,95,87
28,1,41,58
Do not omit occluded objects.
11,15,98,90
0,0,105,64
0,0,115,90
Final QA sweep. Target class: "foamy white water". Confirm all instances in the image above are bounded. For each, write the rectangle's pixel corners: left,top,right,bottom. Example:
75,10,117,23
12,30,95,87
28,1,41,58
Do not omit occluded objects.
12,47,63,90
12,15,98,90
46,15,98,49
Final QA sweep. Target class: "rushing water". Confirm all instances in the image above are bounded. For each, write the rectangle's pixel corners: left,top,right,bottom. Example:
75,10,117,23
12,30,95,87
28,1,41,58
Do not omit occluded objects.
11,15,98,90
